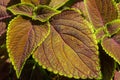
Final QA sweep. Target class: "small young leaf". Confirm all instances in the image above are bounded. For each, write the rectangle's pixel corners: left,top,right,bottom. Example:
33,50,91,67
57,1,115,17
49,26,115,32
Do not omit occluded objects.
33,5,60,22
33,10,101,79
6,16,50,78
85,0,118,29
105,19,120,36
0,22,6,36
49,0,69,9
95,28,105,42
7,3,34,18
102,31,120,64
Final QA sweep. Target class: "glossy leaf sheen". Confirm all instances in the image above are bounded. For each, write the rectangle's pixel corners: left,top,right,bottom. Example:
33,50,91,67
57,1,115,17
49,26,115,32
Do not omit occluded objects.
49,0,69,9
8,3,34,18
102,31,120,64
33,10,100,79
7,16,50,78
34,5,59,22
0,22,6,36
106,19,120,36
0,0,10,20
85,0,118,29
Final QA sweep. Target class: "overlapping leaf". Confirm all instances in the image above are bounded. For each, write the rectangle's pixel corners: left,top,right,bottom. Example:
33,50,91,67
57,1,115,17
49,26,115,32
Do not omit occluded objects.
34,5,60,22
7,3,34,18
0,22,6,36
85,0,118,29
72,0,89,21
21,0,49,5
6,16,50,78
0,0,10,20
102,30,120,64
33,10,101,79
106,19,120,36
49,0,69,9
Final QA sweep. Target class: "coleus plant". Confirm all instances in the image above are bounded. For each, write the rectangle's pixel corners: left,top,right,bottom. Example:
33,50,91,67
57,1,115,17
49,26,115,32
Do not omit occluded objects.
0,0,120,80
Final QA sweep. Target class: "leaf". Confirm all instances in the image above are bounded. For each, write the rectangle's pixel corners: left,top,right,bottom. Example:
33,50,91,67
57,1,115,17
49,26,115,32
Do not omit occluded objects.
21,0,49,5
72,0,89,21
105,19,120,36
33,10,101,79
0,22,6,36
6,16,50,78
101,31,120,64
7,3,34,18
114,71,120,80
99,45,116,80
49,0,69,9
85,0,118,29
0,0,11,20
117,3,120,18
95,28,105,42
33,5,60,22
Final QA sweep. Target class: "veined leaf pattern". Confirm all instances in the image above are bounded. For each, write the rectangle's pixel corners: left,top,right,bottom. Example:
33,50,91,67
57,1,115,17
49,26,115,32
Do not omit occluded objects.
85,0,118,29
7,3,34,18
6,16,50,78
102,30,120,64
33,10,101,79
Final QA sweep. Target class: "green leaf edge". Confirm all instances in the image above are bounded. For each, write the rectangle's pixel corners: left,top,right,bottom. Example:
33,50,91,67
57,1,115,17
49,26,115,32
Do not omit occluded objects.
6,15,51,78
33,5,61,22
49,0,69,9
32,9,102,79
84,0,118,31
101,36,120,65
7,3,35,18
116,3,120,19
105,19,120,37
95,27,106,43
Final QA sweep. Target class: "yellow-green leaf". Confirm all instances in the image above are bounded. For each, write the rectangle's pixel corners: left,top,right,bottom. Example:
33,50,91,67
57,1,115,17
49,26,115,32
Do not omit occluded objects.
33,10,101,79
6,16,50,78
21,0,49,5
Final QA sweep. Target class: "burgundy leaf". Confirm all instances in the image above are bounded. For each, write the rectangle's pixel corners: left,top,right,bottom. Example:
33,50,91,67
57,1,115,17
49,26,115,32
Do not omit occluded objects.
102,30,120,64
85,0,118,29
72,0,89,21
0,0,11,20
0,21,6,36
